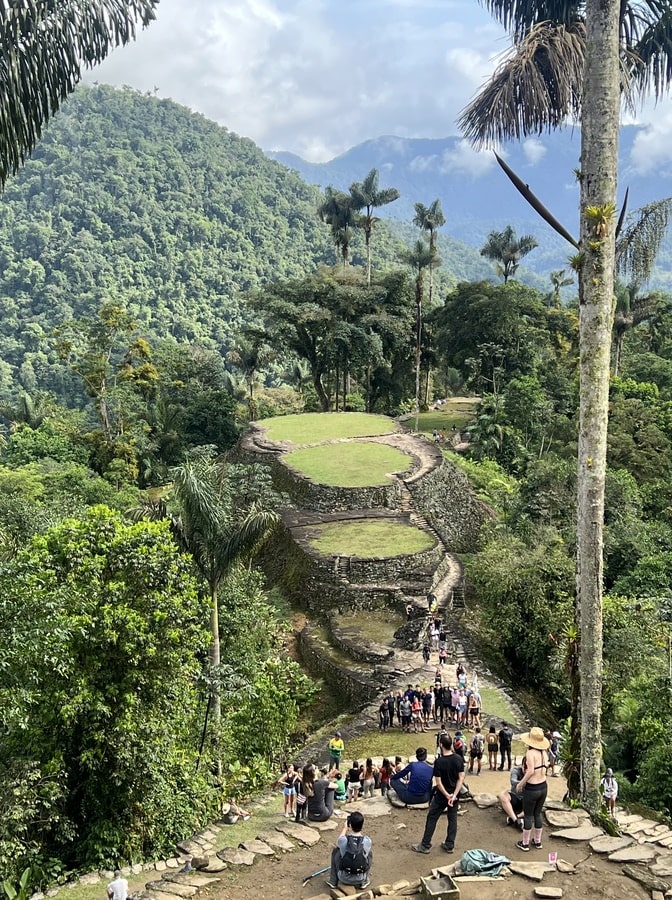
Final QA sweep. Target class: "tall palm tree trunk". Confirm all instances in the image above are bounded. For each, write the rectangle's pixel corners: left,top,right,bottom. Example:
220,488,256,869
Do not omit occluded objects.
414,276,423,432
576,0,620,813
209,583,222,778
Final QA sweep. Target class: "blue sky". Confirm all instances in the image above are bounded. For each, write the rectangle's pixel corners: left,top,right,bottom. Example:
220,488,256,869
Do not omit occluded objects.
90,0,672,171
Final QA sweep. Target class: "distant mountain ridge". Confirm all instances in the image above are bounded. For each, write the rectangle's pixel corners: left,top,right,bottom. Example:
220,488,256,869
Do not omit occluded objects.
268,128,672,286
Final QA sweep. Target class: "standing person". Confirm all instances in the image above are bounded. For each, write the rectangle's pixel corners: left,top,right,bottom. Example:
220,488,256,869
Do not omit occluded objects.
390,747,434,805
600,768,619,819
422,643,431,664
411,694,424,733
295,764,311,822
411,733,466,855
498,721,513,771
379,758,393,797
395,690,403,728
326,810,373,892
400,695,412,733
486,724,499,771
329,731,345,768
361,758,377,798
515,727,550,851
277,763,298,818
438,646,447,666
346,760,361,803
308,766,340,822
548,731,561,776
422,688,433,727
107,871,128,900
468,727,485,775
378,696,390,732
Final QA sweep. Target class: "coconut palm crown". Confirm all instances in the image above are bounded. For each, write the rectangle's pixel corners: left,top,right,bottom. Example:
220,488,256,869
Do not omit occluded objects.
459,0,672,145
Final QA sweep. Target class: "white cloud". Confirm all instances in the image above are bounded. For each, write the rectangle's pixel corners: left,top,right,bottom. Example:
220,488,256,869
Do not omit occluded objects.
627,108,672,175
409,154,439,173
88,0,508,161
439,140,496,176
523,139,547,165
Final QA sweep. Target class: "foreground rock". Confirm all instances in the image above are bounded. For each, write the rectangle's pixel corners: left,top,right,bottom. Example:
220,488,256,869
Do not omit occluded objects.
551,825,603,841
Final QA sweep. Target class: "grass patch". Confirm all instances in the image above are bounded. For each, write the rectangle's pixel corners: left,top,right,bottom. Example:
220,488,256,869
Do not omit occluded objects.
309,520,434,557
346,730,436,762
285,442,411,487
260,412,395,444
417,400,477,436
478,687,518,726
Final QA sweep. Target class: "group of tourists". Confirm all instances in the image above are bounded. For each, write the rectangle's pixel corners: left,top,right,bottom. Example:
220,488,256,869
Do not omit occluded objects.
378,668,483,734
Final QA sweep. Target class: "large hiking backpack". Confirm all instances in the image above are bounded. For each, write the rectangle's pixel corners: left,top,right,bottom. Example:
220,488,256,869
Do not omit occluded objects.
340,834,369,876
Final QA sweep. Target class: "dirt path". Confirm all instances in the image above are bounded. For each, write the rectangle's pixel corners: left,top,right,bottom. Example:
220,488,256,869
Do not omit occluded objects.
207,770,647,900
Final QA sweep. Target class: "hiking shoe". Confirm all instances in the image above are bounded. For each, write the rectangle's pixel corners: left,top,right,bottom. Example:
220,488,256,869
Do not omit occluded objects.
516,840,530,852
358,880,370,889
532,840,543,849
506,817,515,827
440,843,454,853
412,843,431,854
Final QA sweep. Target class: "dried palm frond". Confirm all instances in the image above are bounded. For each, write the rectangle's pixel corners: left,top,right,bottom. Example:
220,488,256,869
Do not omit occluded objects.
459,21,585,146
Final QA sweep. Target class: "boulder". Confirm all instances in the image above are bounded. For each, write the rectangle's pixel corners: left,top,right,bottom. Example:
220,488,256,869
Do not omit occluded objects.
256,831,295,852
216,847,256,866
545,810,580,828
607,844,658,862
239,839,275,856
471,793,499,809
276,822,322,846
589,835,634,854
550,825,604,841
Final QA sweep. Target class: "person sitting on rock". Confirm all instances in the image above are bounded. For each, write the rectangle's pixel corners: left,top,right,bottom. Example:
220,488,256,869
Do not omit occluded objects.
308,766,340,822
222,798,252,824
390,747,433,805
498,763,525,830
326,810,373,891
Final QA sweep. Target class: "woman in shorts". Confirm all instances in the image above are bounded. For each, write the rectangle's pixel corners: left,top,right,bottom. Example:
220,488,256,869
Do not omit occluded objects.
277,763,298,818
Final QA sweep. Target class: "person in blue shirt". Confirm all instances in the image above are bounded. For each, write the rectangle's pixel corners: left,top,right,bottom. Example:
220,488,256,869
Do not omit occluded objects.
390,747,433,805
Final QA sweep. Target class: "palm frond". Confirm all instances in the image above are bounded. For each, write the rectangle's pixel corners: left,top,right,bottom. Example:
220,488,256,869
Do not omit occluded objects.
480,0,583,42
624,0,672,102
0,0,158,189
459,21,585,145
616,197,672,283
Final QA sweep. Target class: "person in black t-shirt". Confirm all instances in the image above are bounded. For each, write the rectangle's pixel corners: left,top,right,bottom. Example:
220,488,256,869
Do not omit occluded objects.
411,733,465,854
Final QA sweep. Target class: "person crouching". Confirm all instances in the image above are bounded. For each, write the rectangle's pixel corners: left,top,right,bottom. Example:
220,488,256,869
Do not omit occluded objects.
327,810,373,891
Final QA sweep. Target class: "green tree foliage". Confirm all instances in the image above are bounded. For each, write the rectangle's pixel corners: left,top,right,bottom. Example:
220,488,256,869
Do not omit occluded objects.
0,0,157,189
349,169,400,285
479,225,538,283
0,507,214,877
249,267,414,413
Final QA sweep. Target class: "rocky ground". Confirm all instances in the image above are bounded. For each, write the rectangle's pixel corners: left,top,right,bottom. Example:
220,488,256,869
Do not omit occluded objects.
155,765,667,900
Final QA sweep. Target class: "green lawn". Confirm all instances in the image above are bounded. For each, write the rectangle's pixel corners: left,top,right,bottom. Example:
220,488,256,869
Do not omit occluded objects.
417,401,477,436
260,412,396,444
285,442,412,486
309,520,434,557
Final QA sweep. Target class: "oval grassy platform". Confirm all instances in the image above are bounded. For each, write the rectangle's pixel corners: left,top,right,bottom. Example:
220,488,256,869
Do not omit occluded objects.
308,519,434,557
284,442,411,487
259,411,395,444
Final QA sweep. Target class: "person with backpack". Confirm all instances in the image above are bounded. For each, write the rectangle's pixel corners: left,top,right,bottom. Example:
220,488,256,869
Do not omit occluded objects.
468,727,485,775
453,730,466,759
486,724,499,770
498,721,514,771
326,810,373,891
600,768,618,819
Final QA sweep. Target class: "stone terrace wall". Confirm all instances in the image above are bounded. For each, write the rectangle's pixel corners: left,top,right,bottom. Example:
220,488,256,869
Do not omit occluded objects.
296,625,385,707
407,457,494,553
237,434,402,512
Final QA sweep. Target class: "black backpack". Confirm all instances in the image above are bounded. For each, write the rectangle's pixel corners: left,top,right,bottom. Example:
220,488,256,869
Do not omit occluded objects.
340,834,369,875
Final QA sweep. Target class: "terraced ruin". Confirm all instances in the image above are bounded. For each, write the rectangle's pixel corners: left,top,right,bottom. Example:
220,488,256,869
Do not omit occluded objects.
238,412,494,709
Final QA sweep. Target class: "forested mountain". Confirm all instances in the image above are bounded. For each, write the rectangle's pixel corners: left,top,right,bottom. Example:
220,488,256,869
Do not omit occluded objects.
0,85,492,402
269,128,672,286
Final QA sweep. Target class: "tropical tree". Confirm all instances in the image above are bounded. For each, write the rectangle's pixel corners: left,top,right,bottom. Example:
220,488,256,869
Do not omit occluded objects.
612,282,668,376
226,331,275,421
413,199,446,305
132,454,278,773
549,269,574,307
0,0,158,189
459,0,645,810
349,168,400,284
480,225,538,283
401,240,439,431
318,187,357,268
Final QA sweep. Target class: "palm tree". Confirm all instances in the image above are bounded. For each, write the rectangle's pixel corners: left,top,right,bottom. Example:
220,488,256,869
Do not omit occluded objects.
413,199,446,305
480,225,538,282
612,281,667,376
549,269,574,307
401,240,440,432
458,0,672,148
227,332,275,421
130,453,278,775
0,1,157,190
349,169,400,285
457,0,672,809
318,187,357,269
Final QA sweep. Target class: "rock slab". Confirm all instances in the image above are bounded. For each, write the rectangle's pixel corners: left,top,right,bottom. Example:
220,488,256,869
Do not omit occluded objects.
535,889,563,899
545,810,580,828
239,839,275,856
256,830,295,852
276,822,322,846
551,825,603,841
608,844,658,862
216,847,256,866
509,862,555,882
589,835,634,854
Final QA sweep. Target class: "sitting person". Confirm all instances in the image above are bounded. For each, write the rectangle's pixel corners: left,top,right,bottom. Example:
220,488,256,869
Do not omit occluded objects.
307,766,340,822
327,811,373,891
390,747,433,805
498,763,525,829
222,798,252,824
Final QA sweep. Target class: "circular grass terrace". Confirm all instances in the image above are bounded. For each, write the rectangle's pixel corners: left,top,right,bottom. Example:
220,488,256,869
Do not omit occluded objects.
259,411,395,445
308,519,434,557
284,442,412,487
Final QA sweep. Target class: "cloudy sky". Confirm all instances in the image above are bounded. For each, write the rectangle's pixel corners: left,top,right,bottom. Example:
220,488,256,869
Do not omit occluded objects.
90,0,672,167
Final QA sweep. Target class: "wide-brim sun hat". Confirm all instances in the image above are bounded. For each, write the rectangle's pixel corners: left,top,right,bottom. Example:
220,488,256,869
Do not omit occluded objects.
520,727,551,750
